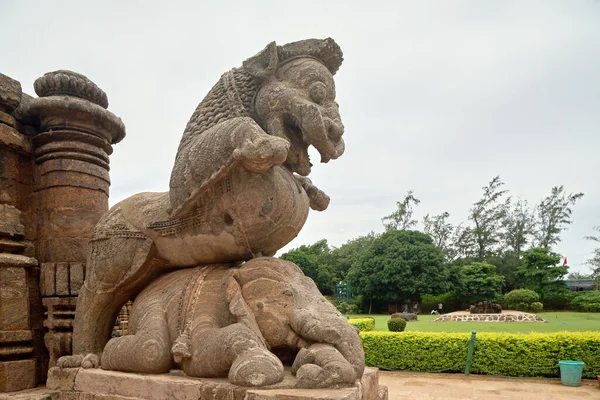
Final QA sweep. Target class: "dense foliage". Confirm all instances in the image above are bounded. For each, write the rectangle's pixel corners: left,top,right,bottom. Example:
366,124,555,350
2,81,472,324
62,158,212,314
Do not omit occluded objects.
280,177,593,312
346,230,447,312
571,291,600,312
503,289,540,309
361,331,600,378
457,262,504,304
347,318,375,332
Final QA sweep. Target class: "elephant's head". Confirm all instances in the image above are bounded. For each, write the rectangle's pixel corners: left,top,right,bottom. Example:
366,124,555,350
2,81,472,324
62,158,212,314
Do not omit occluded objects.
227,257,365,379
244,39,345,176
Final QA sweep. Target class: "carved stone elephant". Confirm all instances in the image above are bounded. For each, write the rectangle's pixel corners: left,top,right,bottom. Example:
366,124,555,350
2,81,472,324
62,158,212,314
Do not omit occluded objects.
98,258,364,388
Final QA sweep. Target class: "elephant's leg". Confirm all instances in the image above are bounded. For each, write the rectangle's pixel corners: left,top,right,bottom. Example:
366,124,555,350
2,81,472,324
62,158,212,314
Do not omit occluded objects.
291,307,365,379
182,323,283,387
292,343,356,388
101,298,172,373
58,236,158,369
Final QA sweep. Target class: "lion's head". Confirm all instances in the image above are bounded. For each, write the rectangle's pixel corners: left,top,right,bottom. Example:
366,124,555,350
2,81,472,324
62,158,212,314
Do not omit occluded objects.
244,39,345,176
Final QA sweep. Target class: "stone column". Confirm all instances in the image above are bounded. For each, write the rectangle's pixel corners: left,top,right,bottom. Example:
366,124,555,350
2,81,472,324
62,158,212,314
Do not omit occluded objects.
24,70,125,370
0,74,38,392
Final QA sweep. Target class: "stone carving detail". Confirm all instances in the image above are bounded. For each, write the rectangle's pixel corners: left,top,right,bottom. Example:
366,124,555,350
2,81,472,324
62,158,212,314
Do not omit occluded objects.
99,259,363,387
34,70,109,109
58,38,364,389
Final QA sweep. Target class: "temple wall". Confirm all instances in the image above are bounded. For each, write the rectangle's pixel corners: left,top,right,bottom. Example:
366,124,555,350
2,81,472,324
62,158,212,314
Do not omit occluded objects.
0,71,124,392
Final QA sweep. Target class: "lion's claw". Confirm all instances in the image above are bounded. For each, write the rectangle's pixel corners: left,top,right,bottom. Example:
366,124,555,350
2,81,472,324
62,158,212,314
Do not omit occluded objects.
235,135,290,173
56,353,100,369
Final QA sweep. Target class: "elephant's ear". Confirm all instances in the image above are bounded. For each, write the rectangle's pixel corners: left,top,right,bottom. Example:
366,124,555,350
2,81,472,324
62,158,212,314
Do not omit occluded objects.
243,41,279,81
226,272,269,349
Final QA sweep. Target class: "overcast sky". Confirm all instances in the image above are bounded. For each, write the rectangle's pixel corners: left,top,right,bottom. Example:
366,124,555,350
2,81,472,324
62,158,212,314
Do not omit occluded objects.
3,1,599,274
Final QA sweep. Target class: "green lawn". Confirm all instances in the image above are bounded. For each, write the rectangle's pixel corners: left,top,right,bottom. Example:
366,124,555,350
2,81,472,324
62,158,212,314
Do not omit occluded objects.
349,312,600,333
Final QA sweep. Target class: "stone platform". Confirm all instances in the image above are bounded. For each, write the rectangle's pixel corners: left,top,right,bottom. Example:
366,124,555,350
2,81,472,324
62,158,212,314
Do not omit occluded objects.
47,367,387,400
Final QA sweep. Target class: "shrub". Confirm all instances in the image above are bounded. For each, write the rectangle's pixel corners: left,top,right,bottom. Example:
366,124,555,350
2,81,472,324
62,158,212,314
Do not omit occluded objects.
571,291,600,312
530,302,543,313
360,331,600,378
504,289,539,309
387,318,406,332
347,318,375,332
516,302,529,311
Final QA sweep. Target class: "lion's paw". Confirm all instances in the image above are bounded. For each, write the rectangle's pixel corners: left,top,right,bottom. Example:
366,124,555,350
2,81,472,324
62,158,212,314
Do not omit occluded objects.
234,135,290,173
57,353,100,369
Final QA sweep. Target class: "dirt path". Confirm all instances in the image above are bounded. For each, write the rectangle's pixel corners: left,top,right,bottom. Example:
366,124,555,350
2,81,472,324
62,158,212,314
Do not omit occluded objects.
379,371,599,400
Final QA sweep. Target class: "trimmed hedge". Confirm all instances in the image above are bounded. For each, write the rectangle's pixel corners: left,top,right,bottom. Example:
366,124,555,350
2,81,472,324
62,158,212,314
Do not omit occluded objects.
348,317,375,332
387,318,407,332
360,331,600,378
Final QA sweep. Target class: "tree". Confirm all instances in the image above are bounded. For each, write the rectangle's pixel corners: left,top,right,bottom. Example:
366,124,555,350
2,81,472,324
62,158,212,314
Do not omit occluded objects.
457,262,505,304
346,230,447,313
534,186,583,249
484,252,523,292
502,199,535,257
330,232,377,278
452,225,479,260
382,191,420,231
280,239,338,295
423,212,452,248
567,271,593,280
515,247,569,302
584,226,600,279
469,176,511,259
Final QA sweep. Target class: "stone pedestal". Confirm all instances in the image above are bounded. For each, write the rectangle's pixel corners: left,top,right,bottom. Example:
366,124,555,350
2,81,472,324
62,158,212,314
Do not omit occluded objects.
47,367,388,400
23,70,126,372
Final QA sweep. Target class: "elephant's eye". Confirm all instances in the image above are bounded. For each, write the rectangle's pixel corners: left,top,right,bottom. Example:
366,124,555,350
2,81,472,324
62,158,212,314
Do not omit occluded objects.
309,82,327,104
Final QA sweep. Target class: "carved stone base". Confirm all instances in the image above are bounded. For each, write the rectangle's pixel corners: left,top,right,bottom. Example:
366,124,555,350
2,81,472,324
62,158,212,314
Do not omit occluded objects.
47,367,388,400
0,359,36,392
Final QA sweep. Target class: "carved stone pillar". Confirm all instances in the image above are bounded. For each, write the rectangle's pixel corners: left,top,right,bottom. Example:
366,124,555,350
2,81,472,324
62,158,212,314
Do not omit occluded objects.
24,70,125,370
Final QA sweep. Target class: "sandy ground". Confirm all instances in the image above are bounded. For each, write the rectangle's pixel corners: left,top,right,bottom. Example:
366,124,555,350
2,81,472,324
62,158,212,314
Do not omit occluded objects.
379,371,599,400
2,371,598,399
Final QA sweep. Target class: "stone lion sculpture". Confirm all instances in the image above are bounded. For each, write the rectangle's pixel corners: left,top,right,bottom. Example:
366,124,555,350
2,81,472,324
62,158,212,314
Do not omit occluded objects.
58,38,356,385
100,258,364,388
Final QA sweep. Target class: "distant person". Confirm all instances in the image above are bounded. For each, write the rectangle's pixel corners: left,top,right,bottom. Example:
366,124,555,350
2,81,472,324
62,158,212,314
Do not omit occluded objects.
438,303,443,314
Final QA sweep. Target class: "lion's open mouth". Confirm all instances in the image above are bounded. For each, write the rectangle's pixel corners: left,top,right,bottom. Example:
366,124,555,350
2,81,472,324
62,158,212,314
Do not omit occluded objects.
282,116,313,176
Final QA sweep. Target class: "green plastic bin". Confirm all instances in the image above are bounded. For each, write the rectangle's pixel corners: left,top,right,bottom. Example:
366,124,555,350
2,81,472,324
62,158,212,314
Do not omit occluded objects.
558,360,585,387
